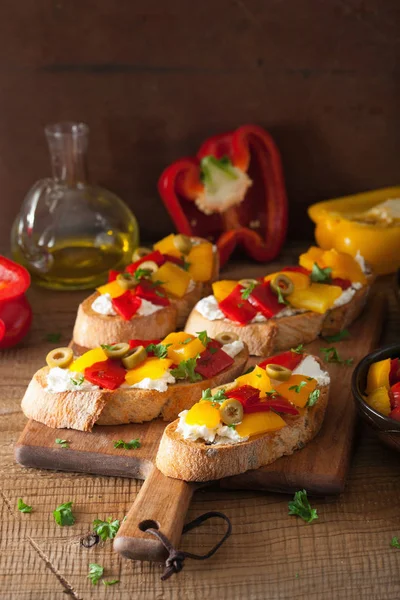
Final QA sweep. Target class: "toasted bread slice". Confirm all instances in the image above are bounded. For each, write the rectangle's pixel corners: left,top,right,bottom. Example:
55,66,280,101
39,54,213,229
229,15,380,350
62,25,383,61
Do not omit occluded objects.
185,285,369,356
21,347,249,431
156,383,328,482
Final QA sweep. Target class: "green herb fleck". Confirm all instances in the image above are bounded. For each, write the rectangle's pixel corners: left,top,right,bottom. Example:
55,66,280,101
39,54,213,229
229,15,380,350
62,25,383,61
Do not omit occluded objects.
55,438,69,449
228,424,237,429
44,332,62,343
213,388,228,402
17,498,33,513
291,344,304,354
201,388,212,400
155,289,166,297
295,573,300,579
182,337,193,344
240,281,256,300
243,366,255,375
70,374,84,386
103,579,119,586
307,389,320,407
321,346,353,366
265,389,278,397
93,517,120,541
145,343,171,359
182,259,191,271
288,490,318,523
88,563,104,585
113,439,141,450
171,358,202,383
323,329,350,343
196,330,212,347
209,346,218,354
53,502,75,527
276,286,288,305
134,267,153,281
289,381,307,393
310,262,332,283
391,537,400,549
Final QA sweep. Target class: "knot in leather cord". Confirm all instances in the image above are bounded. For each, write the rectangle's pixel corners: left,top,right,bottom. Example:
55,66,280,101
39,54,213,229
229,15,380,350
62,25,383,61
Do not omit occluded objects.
144,511,232,581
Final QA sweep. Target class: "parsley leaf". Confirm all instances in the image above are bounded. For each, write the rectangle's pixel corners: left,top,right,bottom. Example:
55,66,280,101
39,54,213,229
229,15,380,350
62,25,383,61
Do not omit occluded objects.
88,563,104,585
243,366,255,375
201,388,212,400
53,501,75,526
212,389,228,403
145,343,171,358
44,332,62,343
390,536,400,549
276,286,289,305
17,498,33,513
113,439,141,450
103,579,119,586
196,330,212,347
323,329,350,343
240,281,256,300
93,517,120,541
289,381,307,393
228,424,237,429
182,259,191,271
265,389,278,397
171,358,202,383
291,344,304,354
288,490,318,523
182,337,193,344
307,389,320,407
321,346,353,366
70,374,84,386
134,267,153,281
55,438,69,449
310,262,332,283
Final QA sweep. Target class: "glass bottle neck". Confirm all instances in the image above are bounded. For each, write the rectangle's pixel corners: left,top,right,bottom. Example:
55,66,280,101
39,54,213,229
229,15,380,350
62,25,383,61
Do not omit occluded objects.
45,122,89,186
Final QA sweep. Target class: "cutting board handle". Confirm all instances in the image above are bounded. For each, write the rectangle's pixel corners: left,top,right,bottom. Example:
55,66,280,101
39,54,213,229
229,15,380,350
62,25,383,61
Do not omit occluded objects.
114,466,195,562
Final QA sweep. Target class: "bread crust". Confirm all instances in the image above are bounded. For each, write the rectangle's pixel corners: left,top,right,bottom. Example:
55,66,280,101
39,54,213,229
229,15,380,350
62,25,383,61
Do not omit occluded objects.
184,285,370,356
155,384,329,481
21,348,249,431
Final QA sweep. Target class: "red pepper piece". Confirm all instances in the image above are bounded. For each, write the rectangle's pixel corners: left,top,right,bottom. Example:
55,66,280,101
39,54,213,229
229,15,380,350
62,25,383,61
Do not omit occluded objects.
125,250,165,274
390,382,400,409
226,385,261,406
195,347,234,379
331,277,352,290
389,358,400,386
248,281,282,318
245,395,299,415
218,285,257,325
162,253,186,268
129,339,161,357
0,256,32,349
282,266,311,276
111,291,141,320
108,270,121,282
84,359,126,390
158,125,288,267
135,280,170,306
389,407,400,422
258,350,303,371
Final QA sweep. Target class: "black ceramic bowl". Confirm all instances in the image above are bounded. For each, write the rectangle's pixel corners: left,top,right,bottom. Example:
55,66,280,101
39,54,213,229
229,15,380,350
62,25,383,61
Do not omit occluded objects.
352,344,400,452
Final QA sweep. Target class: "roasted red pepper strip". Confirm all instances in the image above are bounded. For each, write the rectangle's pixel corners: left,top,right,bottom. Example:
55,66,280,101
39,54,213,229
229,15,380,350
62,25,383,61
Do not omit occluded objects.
282,266,310,276
125,250,165,274
135,280,170,306
84,359,126,390
195,347,234,379
226,385,261,406
158,124,288,267
258,350,303,371
0,256,32,349
331,277,352,290
112,291,141,320
162,253,186,268
390,382,400,409
108,270,121,282
218,285,257,324
245,396,299,415
249,281,283,318
389,358,400,386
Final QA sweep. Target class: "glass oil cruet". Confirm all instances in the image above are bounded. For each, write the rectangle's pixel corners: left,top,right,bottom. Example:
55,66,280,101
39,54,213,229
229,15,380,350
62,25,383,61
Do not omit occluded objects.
11,122,139,290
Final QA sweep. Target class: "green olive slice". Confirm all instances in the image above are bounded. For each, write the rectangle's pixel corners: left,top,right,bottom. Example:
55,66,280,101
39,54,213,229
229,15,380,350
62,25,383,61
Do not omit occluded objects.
116,273,138,290
270,274,294,297
138,260,159,274
46,347,74,369
239,278,258,287
102,342,130,359
265,364,292,381
132,246,152,262
215,331,239,345
173,234,192,255
219,398,244,426
122,346,147,370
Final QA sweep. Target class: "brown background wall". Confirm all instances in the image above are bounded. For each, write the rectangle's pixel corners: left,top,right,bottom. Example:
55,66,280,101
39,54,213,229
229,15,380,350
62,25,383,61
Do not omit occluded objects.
0,0,399,243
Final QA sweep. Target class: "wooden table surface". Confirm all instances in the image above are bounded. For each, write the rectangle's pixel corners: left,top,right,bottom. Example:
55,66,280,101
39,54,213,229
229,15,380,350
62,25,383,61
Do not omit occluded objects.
1,247,400,600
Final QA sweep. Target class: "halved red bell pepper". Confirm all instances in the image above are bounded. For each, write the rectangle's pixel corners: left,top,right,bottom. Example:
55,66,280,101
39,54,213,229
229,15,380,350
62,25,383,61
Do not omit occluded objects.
218,285,257,324
158,124,288,267
0,256,32,349
84,359,126,390
125,250,166,275
389,407,400,421
195,347,234,379
135,280,170,306
389,358,400,386
248,281,282,318
112,291,141,320
226,385,261,406
258,350,303,371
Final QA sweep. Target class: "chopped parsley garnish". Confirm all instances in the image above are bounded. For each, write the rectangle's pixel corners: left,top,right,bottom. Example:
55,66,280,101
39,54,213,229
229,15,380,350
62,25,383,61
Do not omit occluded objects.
93,517,120,541
145,343,171,358
103,579,119,586
291,344,304,354
70,374,84,386
276,286,288,305
323,329,350,343
44,332,62,343
201,388,212,400
289,381,307,393
155,289,166,297
182,259,191,271
113,439,141,450
265,389,278,397
88,563,104,585
320,346,353,366
390,537,400,549
134,267,153,281
307,389,320,407
17,498,33,513
310,262,332,283
201,387,227,404
171,358,202,383
196,330,212,347
243,366,255,375
288,490,318,523
182,337,193,344
228,424,237,429
150,279,165,288
240,281,256,300
53,502,75,526
55,438,69,449
209,346,218,354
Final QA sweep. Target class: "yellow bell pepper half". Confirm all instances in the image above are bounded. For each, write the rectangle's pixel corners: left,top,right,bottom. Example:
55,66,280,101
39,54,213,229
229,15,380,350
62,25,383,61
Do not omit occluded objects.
366,358,391,394
308,187,400,275
365,386,391,416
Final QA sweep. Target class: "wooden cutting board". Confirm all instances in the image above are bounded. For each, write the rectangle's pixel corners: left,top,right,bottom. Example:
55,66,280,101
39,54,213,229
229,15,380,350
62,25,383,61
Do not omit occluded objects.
15,292,385,562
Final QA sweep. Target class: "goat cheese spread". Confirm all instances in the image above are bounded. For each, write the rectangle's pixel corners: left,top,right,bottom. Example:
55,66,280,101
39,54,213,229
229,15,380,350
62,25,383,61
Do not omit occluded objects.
46,367,99,393
186,279,196,294
131,371,176,392
137,298,163,316
196,295,225,320
222,340,245,358
293,356,330,387
333,281,363,308
91,293,117,316
176,410,248,445
355,251,368,274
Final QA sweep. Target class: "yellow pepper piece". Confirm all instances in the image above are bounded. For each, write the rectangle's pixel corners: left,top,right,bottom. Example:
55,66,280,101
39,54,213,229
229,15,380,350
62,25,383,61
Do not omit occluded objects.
235,412,286,438
287,282,342,314
322,249,366,285
153,261,191,298
365,386,391,416
235,365,273,397
69,347,108,373
212,280,238,303
187,243,214,282
162,332,195,346
299,247,325,271
125,357,173,386
308,187,400,275
185,401,221,429
168,337,206,363
277,375,317,408
264,271,310,291
153,233,181,258
366,358,391,394
96,280,126,299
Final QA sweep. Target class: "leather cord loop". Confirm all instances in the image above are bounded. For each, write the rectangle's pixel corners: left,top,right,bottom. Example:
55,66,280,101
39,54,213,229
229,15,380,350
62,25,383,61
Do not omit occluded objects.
144,511,232,581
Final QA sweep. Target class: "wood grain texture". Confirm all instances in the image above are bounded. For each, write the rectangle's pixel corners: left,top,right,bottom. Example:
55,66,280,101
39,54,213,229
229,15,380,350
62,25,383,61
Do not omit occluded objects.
1,248,400,599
